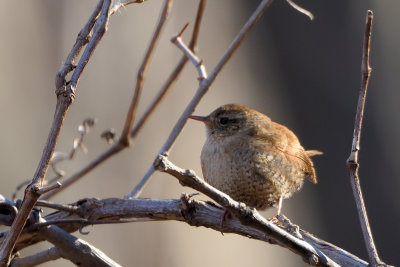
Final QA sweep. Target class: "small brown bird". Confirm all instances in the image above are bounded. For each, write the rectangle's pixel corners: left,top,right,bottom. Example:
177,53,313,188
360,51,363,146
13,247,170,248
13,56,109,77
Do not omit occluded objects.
189,104,321,217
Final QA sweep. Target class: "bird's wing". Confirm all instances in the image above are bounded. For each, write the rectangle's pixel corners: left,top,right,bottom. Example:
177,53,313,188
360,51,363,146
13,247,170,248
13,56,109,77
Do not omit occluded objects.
254,122,321,183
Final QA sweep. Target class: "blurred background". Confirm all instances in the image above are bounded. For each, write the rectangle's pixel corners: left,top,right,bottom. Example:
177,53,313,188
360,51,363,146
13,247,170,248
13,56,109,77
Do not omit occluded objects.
0,0,399,266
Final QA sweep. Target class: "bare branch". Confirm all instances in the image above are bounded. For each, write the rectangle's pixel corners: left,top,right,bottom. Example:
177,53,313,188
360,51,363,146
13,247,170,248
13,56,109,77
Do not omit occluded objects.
171,23,207,80
55,0,103,92
0,1,112,265
10,247,61,267
110,0,148,14
36,200,78,213
127,0,274,198
119,0,173,145
1,197,367,266
38,223,121,267
36,183,62,195
42,0,206,200
130,1,206,140
346,10,387,267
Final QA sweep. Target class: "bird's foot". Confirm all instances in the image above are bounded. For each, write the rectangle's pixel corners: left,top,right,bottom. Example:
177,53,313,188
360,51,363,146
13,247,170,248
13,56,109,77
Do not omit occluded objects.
276,214,303,239
267,216,281,224
219,209,231,235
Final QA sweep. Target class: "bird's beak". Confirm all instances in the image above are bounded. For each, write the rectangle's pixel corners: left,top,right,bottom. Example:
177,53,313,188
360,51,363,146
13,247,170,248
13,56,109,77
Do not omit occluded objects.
188,115,211,125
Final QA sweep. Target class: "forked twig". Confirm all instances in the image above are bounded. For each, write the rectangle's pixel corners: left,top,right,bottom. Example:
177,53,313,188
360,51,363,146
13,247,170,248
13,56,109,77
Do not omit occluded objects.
42,0,206,200
127,0,275,198
346,10,386,267
170,23,207,80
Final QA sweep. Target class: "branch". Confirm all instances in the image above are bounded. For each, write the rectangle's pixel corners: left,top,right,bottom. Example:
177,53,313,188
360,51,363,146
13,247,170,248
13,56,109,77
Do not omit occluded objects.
127,0,274,198
346,10,387,267
170,23,207,80
1,197,367,266
119,0,173,145
285,0,314,20
42,0,206,200
10,247,61,267
0,1,112,265
129,0,206,140
110,0,148,14
38,223,121,267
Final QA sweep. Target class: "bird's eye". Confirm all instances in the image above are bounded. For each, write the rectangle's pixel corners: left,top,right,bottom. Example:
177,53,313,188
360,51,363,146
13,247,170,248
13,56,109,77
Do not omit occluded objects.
219,117,229,125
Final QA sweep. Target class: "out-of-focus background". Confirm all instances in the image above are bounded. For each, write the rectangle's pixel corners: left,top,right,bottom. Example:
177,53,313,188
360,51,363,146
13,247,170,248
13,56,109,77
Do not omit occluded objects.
0,0,398,266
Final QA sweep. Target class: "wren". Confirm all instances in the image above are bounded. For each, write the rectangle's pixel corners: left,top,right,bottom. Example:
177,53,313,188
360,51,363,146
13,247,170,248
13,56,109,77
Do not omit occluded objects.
189,104,321,216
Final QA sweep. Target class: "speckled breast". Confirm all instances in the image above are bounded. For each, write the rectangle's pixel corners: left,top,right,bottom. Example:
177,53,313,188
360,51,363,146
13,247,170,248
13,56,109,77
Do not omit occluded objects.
200,135,305,210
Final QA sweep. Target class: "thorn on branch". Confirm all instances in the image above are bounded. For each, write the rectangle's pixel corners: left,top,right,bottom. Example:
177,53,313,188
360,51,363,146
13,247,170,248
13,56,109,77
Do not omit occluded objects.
171,22,190,41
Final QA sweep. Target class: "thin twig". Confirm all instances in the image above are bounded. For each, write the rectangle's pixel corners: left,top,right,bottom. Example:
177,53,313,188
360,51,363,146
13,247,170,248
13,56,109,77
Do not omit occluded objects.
26,218,164,232
285,0,314,20
13,118,96,201
119,0,173,145
10,247,61,267
130,0,206,139
36,200,78,213
171,23,207,80
55,0,103,93
49,118,95,182
127,0,274,198
110,0,148,14
0,1,112,265
42,0,206,200
37,183,62,195
346,10,386,267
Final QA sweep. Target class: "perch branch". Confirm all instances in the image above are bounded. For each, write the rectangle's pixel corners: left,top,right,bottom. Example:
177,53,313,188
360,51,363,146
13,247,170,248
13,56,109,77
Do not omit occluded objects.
42,0,206,200
154,155,339,266
0,1,112,265
346,10,386,267
127,0,274,198
0,197,367,266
